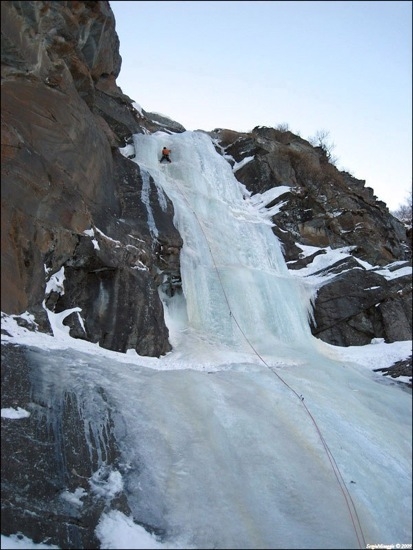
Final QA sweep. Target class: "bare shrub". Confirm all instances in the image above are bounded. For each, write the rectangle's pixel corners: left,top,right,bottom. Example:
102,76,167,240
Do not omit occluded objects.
275,123,290,132
392,190,412,226
309,129,338,165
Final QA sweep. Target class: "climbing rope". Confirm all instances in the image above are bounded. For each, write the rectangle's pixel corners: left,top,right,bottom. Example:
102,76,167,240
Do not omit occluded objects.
159,165,367,549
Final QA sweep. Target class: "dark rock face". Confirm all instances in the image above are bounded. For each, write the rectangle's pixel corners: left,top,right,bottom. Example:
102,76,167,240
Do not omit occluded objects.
310,266,412,346
210,127,412,346
374,356,412,388
212,126,410,266
43,152,182,356
1,0,182,357
1,342,132,549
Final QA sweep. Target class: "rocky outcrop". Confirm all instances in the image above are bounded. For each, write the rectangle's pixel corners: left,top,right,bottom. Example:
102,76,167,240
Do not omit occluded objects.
308,261,412,345
210,127,412,346
211,126,410,266
374,356,412,388
1,0,182,356
1,1,411,355
1,342,134,549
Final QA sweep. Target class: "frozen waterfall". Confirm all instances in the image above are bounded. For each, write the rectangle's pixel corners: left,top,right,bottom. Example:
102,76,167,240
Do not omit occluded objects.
132,130,314,359
3,130,410,550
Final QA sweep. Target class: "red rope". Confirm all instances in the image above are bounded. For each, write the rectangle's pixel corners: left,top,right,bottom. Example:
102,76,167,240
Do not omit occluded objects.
170,177,366,548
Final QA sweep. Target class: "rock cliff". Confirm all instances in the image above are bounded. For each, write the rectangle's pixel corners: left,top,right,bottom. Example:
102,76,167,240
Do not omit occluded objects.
1,2,412,548
1,0,182,357
2,1,411,355
210,126,412,346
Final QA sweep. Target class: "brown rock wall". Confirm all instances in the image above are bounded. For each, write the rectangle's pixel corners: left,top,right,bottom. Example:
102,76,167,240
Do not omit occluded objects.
1,1,181,356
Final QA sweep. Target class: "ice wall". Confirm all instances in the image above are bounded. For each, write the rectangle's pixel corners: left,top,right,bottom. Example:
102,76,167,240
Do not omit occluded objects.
132,131,313,357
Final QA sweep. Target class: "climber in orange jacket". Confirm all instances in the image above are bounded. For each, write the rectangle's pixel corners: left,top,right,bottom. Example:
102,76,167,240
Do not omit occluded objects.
160,146,172,163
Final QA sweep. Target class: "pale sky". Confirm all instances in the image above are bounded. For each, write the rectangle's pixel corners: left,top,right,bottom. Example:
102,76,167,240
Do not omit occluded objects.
109,0,412,212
